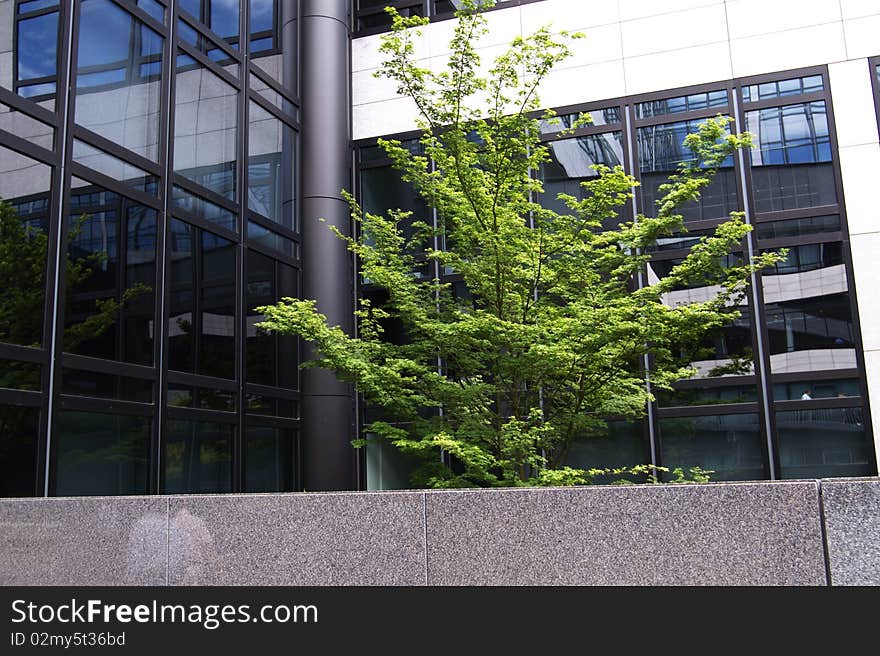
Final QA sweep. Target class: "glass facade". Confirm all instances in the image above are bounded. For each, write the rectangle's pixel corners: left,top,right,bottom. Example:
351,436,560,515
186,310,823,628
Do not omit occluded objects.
1,2,877,496
358,69,876,487
0,0,300,496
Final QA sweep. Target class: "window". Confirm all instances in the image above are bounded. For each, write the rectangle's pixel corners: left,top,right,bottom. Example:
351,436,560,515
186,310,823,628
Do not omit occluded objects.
63,180,158,366
54,411,150,496
74,0,164,161
168,219,237,380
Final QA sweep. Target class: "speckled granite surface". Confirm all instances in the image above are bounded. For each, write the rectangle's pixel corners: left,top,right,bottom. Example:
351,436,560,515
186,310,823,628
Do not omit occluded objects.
821,478,880,586
167,491,426,585
0,496,167,585
424,481,827,585
2,479,878,585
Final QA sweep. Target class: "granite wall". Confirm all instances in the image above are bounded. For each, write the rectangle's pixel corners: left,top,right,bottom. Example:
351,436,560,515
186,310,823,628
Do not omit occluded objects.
1,479,877,585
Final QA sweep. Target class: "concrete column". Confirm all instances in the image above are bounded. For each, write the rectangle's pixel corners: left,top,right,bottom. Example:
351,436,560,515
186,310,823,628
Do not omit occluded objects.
299,0,356,490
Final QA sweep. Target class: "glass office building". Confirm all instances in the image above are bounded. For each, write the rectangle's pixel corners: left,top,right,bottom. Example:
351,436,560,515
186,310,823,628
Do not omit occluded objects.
1,0,878,496
1,0,302,496
358,70,876,484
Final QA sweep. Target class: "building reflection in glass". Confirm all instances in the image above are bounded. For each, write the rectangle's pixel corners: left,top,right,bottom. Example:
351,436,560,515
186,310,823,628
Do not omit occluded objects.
659,413,766,481
638,118,739,222
540,132,625,229
762,241,855,374
746,101,836,212
63,179,157,365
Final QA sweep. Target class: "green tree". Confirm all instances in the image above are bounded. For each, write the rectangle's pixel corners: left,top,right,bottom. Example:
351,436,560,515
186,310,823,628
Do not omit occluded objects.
257,1,781,488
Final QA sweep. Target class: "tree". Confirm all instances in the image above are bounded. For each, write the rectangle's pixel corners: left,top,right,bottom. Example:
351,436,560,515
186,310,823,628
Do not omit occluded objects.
256,1,781,488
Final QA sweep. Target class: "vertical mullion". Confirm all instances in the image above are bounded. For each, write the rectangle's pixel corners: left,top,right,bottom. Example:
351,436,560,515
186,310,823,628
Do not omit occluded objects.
732,88,777,480
155,0,176,495
43,0,79,496
236,0,249,492
729,82,773,481
624,102,659,473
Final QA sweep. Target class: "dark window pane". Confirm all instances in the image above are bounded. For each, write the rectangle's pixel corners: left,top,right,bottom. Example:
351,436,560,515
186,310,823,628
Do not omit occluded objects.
365,433,420,490
648,255,756,379
168,220,236,379
755,215,840,241
64,182,157,366
659,413,766,481
538,107,621,134
762,242,854,375
201,231,236,378
0,359,41,391
55,411,150,495
168,219,195,373
165,419,233,493
62,368,153,403
565,420,650,484
773,378,861,401
648,226,716,252
0,147,52,349
359,3,422,30
245,393,297,417
167,384,236,411
248,100,296,229
539,132,625,227
247,221,296,257
361,164,430,247
637,119,738,222
741,75,823,102
172,185,237,231
635,89,727,119
0,404,39,496
747,101,836,212
244,425,294,492
174,56,238,199
777,408,873,478
657,382,758,407
246,249,298,388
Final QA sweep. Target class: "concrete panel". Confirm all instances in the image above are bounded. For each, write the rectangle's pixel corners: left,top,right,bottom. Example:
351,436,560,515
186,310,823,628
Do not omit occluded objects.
864,350,880,470
621,5,728,59
625,41,732,96
619,0,721,23
828,60,880,149
167,492,427,585
537,59,627,110
838,143,880,237
840,0,880,20
425,482,826,585
0,497,167,585
850,232,880,353
522,0,620,32
821,479,880,585
843,14,880,60
725,0,842,40
730,23,847,78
